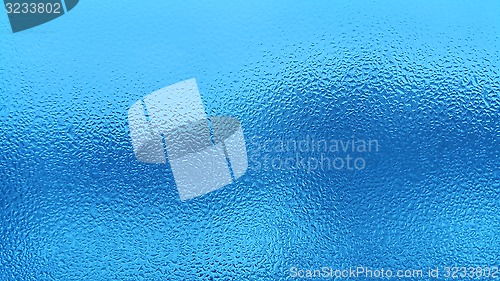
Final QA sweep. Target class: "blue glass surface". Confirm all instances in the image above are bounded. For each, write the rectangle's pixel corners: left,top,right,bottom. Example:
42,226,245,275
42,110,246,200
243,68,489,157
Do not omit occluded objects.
0,0,499,280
